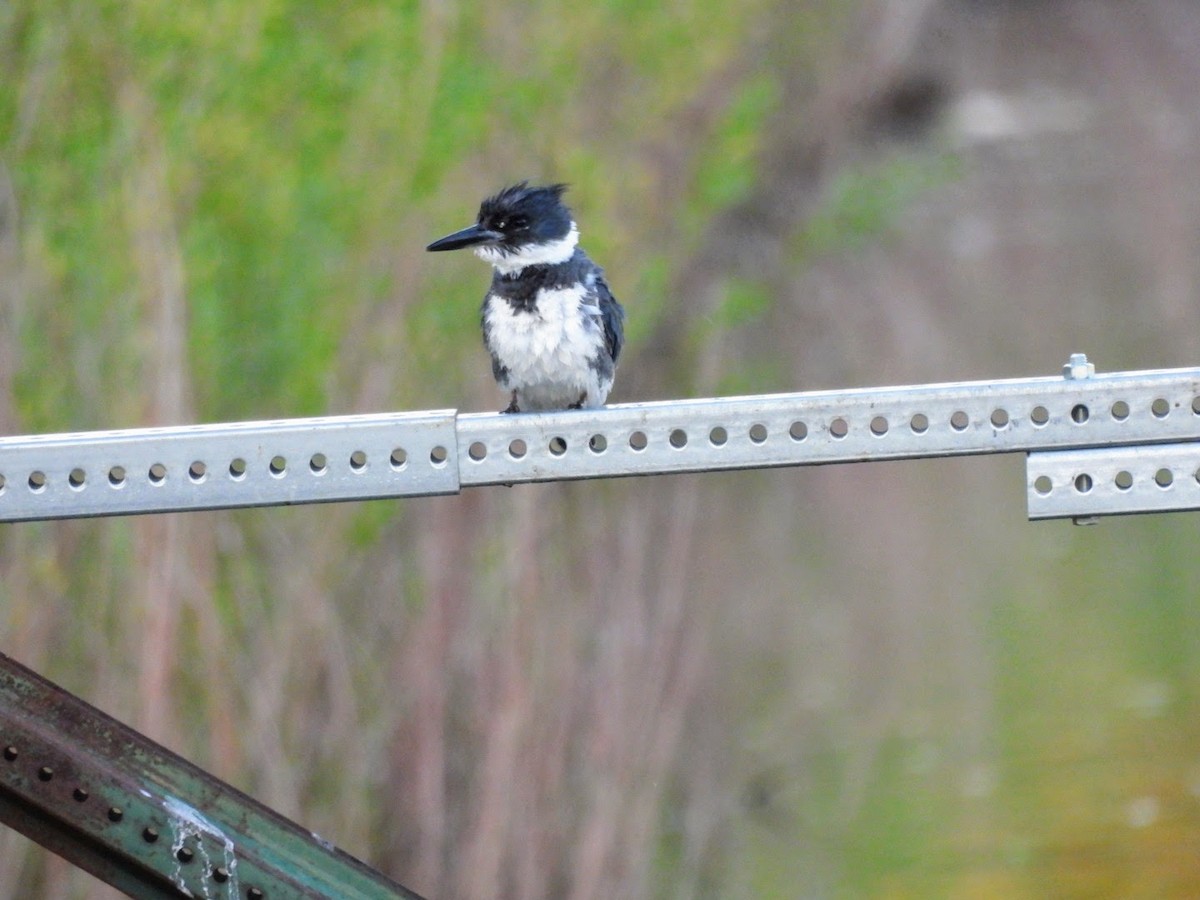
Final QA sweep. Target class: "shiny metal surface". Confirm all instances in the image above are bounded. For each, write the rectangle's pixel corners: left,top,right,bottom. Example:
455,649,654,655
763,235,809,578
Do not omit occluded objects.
1027,440,1200,519
456,365,1200,486
0,411,458,522
1,360,1197,521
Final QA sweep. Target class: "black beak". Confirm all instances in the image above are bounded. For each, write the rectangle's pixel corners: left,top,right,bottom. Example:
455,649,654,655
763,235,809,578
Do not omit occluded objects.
426,223,504,252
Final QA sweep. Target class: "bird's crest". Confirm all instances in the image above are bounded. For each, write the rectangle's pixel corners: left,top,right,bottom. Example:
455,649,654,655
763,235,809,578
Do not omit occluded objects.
479,181,569,221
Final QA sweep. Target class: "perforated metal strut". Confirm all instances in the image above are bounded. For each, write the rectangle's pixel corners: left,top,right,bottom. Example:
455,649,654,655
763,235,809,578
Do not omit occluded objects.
1,355,1198,522
1,355,1198,898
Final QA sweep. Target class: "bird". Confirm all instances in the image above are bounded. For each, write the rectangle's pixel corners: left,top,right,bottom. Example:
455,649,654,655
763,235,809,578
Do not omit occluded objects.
426,181,625,414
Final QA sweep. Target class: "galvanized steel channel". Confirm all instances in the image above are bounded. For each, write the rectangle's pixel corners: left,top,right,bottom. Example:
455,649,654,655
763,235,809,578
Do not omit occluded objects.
1027,441,1200,519
0,355,1198,896
0,357,1197,522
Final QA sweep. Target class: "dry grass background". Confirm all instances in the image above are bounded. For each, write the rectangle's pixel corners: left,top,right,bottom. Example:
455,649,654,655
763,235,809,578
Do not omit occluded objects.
3,1,1200,897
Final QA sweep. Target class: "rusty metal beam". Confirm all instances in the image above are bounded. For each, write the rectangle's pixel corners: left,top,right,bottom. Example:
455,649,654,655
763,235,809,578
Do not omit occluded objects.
0,652,425,899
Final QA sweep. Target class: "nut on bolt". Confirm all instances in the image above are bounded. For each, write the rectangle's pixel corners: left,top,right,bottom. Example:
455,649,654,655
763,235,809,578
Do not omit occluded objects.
1063,352,1095,380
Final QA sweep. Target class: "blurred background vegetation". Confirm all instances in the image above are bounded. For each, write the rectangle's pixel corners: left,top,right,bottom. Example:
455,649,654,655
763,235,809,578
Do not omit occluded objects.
3,0,1200,897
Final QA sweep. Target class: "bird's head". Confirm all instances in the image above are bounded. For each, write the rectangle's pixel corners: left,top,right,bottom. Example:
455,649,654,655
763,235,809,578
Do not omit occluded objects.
426,181,578,273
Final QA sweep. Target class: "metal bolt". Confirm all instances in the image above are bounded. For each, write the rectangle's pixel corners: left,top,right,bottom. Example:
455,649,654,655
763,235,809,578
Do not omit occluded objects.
1062,352,1094,380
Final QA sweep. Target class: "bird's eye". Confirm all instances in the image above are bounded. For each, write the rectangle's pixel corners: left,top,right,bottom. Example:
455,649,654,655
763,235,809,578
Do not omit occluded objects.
495,218,507,230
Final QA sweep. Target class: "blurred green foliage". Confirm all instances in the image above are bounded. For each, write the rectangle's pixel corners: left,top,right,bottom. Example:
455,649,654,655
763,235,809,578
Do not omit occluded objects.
798,152,963,257
6,3,1199,900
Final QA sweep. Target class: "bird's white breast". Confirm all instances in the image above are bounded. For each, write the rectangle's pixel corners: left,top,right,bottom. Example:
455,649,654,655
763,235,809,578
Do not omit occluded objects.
484,283,610,409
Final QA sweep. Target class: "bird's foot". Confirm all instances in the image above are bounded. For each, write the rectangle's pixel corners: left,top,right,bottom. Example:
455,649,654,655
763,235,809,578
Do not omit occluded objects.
501,392,521,414
567,392,587,410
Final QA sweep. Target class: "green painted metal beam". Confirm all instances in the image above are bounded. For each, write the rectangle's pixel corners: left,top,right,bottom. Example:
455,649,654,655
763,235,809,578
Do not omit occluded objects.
0,652,425,899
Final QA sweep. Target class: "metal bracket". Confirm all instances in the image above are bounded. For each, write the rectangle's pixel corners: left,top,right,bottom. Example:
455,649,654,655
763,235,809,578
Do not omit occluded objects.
1027,440,1200,520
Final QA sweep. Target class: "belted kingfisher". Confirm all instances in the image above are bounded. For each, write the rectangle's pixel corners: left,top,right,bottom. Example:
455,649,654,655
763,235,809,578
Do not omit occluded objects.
426,182,625,413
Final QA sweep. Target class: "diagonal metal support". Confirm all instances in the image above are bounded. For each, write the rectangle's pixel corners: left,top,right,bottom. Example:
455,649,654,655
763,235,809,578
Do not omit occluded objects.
0,652,425,899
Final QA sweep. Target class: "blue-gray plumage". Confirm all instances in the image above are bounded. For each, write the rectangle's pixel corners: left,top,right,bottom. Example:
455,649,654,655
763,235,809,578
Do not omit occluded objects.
426,182,625,413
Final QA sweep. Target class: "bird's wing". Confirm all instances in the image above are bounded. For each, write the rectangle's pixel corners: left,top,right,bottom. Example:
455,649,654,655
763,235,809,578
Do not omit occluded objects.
591,271,625,365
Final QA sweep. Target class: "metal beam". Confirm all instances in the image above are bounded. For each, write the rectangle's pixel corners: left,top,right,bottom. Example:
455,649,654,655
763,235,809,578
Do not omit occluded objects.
0,411,459,522
0,357,1197,522
0,354,1195,894
0,652,425,899
1027,440,1200,520
455,363,1200,485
